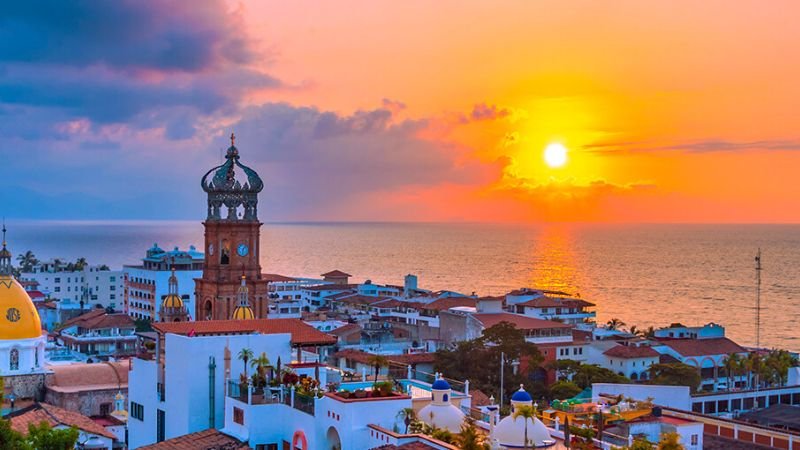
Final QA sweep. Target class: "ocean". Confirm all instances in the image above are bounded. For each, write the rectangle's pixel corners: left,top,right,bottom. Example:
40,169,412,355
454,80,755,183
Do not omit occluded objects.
7,221,799,351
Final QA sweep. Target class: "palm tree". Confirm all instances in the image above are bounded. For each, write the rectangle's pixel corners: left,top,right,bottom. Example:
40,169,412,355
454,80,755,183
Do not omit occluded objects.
606,318,626,331
455,418,486,450
16,251,38,272
238,348,254,379
745,352,762,390
366,354,389,382
723,353,741,391
74,257,88,271
250,352,272,377
396,407,416,433
512,404,537,450
628,325,641,336
643,326,656,338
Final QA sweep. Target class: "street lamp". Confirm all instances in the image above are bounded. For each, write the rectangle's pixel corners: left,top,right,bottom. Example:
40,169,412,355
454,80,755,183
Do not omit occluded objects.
6,393,16,411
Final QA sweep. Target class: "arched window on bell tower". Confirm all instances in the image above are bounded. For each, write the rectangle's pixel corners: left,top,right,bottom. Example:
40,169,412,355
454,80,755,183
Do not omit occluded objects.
221,240,230,265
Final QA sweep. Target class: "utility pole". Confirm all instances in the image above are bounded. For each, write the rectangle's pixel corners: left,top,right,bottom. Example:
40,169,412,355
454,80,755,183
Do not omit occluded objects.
499,351,505,409
755,248,762,349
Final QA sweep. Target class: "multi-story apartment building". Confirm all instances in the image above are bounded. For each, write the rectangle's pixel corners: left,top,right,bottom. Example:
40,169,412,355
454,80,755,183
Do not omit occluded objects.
123,244,203,321
20,262,124,310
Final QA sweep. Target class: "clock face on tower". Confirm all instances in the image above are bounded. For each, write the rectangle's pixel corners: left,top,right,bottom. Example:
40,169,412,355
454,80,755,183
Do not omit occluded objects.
237,243,249,257
208,243,214,256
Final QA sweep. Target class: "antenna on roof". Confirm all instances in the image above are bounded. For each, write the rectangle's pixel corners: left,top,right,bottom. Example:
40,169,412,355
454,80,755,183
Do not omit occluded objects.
755,248,762,349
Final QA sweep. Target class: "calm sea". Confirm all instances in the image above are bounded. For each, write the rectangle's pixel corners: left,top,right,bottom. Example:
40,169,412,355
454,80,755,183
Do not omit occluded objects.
8,221,800,351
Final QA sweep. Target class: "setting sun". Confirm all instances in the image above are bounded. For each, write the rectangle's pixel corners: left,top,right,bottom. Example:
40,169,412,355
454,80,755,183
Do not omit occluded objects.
544,143,568,168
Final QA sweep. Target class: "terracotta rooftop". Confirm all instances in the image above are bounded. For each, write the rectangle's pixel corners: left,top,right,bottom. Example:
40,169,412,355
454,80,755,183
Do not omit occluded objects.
333,349,436,365
304,283,355,292
139,428,248,450
659,337,746,357
516,296,595,309
45,361,129,393
330,323,361,336
262,273,296,282
57,309,135,332
152,318,337,346
473,313,573,330
603,345,660,359
6,402,116,439
422,297,477,311
322,269,353,277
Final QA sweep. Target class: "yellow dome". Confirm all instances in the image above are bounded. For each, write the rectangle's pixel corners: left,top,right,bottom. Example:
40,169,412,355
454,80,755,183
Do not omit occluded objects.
161,294,184,309
231,305,255,320
0,275,43,340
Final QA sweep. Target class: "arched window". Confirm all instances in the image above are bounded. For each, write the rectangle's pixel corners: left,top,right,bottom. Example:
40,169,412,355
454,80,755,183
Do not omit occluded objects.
34,347,39,367
443,393,449,402
10,348,19,371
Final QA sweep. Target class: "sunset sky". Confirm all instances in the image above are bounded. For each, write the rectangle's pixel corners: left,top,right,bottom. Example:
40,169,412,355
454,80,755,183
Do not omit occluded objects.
2,1,800,222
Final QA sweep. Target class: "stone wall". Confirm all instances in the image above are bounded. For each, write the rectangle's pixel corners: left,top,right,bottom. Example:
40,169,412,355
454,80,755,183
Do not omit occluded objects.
44,387,127,417
4,373,46,400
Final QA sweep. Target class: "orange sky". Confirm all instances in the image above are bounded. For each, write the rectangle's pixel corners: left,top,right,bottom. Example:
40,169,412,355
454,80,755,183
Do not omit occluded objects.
232,1,800,222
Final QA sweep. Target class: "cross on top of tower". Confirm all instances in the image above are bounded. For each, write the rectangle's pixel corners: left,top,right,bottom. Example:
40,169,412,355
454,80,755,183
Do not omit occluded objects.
230,132,235,147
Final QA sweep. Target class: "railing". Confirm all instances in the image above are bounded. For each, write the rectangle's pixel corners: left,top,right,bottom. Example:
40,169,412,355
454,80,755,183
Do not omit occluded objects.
226,380,315,415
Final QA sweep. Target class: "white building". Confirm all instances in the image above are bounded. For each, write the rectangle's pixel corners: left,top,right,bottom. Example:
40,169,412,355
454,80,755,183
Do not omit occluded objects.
123,244,203,321
653,322,726,340
602,344,661,381
20,264,124,310
127,318,337,449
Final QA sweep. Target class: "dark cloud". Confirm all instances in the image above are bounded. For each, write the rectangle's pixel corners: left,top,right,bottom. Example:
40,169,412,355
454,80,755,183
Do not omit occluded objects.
0,1,255,72
470,103,510,121
0,1,281,140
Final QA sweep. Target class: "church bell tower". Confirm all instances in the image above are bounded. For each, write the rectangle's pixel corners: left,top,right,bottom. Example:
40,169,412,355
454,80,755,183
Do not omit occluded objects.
195,134,268,320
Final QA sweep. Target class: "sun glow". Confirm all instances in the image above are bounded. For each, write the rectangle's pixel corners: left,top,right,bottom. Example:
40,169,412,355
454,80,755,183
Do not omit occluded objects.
544,143,568,168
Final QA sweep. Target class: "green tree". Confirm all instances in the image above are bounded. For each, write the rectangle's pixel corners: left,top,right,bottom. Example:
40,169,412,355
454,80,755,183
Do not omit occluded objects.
26,422,80,450
366,354,389,382
549,380,582,400
657,431,685,450
512,404,537,450
434,322,543,401
238,348,254,378
573,364,630,389
455,418,489,450
547,359,581,381
648,363,701,392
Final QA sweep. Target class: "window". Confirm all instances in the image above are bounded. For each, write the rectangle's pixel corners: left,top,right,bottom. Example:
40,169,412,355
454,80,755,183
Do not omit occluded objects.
691,435,698,445
34,348,39,367
157,409,165,442
131,402,144,420
10,348,19,370
110,294,116,300
55,287,61,293
100,403,112,416
110,276,116,282
110,285,116,291
233,406,244,425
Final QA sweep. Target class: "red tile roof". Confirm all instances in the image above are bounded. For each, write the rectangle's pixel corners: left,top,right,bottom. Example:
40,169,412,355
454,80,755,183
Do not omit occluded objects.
473,313,573,330
262,273,296,282
423,297,477,311
152,318,337,346
304,284,355,292
603,345,660,358
46,361,129,393
6,403,116,439
57,309,135,332
516,296,595,309
333,349,435,366
27,290,46,300
139,428,248,450
659,337,746,357
322,269,353,277
330,323,361,336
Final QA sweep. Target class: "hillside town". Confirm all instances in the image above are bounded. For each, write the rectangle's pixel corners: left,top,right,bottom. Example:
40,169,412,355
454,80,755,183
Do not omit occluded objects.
2,137,799,450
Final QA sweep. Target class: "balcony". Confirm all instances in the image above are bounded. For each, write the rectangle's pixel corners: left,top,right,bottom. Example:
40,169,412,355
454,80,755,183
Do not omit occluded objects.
226,380,315,416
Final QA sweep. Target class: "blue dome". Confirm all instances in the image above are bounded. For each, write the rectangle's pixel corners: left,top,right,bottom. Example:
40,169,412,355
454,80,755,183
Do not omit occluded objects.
511,388,532,402
432,379,451,390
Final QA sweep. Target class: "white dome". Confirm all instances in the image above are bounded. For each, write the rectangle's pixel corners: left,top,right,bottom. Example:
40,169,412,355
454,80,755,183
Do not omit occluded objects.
493,414,553,448
418,403,466,433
